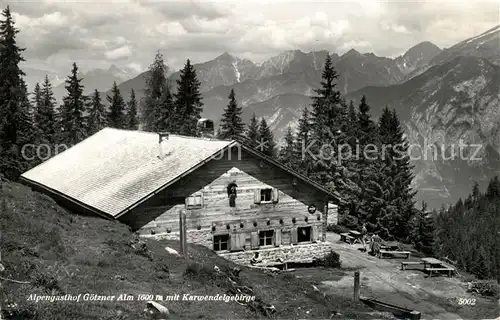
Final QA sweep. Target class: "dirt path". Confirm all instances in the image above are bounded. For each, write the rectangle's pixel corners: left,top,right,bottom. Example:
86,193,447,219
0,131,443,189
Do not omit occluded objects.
295,232,498,319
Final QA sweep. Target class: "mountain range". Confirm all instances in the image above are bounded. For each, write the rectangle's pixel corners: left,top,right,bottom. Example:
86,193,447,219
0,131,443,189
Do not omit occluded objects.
23,24,500,208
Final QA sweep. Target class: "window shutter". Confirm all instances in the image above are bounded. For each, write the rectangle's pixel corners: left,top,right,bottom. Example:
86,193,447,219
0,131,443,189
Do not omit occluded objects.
311,226,318,242
271,188,279,203
291,227,298,244
274,229,281,247
251,231,259,249
231,232,243,251
253,189,261,204
185,197,194,207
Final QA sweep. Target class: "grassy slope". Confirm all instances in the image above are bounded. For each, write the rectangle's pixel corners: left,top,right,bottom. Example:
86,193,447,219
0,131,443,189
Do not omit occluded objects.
0,182,376,320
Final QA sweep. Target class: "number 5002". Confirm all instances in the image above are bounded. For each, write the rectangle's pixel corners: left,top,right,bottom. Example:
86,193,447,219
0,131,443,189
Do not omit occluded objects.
457,298,476,305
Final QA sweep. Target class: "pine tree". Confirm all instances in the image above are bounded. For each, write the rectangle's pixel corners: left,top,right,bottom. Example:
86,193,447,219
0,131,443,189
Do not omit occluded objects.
258,118,276,157
411,208,435,255
32,83,43,130
434,178,500,281
158,85,176,132
126,89,138,130
295,106,311,175
218,89,244,140
174,59,203,136
278,126,296,168
245,113,260,147
58,62,87,145
106,81,126,129
355,96,382,229
0,6,33,178
308,55,348,188
141,51,172,132
39,75,56,143
87,89,107,135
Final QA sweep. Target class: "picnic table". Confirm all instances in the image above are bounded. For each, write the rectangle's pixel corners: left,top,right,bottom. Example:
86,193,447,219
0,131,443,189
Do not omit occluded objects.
421,257,455,277
348,230,363,244
377,241,410,259
340,233,355,244
380,241,400,251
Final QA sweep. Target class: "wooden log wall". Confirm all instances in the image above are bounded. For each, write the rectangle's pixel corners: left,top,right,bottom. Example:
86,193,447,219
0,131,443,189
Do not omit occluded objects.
119,146,330,250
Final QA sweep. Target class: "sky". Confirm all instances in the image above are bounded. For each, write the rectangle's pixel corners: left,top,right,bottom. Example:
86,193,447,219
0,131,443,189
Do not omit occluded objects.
2,0,499,75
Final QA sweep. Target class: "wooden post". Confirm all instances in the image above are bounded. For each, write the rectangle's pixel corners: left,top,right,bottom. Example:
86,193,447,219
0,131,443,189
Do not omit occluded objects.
182,212,187,255
353,271,360,301
179,210,187,255
179,210,185,255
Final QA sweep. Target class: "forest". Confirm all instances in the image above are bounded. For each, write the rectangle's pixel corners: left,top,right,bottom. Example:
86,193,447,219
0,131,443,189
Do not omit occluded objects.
0,6,497,283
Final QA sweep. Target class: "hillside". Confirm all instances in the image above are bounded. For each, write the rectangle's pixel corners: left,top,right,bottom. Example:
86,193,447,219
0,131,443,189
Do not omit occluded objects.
345,56,500,208
0,181,375,320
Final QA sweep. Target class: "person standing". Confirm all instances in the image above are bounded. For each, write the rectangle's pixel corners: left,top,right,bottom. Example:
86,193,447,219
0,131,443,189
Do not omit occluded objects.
227,180,238,207
361,223,368,251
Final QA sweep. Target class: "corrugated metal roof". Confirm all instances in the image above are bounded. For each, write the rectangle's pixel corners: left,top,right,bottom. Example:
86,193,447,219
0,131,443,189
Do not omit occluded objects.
21,128,233,217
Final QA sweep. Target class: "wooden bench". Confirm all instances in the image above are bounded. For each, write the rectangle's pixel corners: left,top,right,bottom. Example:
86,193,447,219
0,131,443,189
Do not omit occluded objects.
378,250,411,259
401,261,424,270
340,233,355,244
426,267,454,278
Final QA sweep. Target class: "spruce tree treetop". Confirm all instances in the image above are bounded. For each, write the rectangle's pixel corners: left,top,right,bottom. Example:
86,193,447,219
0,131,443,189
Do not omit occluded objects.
87,89,107,135
107,81,126,129
258,117,276,157
219,88,244,140
174,58,203,136
59,62,87,145
126,89,139,130
142,51,170,132
245,112,260,147
278,126,296,168
0,5,27,147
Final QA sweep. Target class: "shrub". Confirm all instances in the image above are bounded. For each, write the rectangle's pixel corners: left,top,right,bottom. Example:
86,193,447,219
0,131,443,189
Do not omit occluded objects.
467,280,500,298
314,250,341,268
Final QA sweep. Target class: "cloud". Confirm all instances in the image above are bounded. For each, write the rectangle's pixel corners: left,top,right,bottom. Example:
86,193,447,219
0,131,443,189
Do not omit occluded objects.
140,1,230,21
4,0,499,78
105,45,132,60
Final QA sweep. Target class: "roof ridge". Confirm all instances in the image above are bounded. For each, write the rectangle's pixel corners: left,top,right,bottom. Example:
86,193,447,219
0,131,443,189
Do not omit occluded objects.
100,127,234,142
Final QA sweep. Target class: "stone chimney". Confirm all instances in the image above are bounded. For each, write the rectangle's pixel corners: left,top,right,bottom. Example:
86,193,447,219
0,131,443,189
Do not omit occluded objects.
158,132,169,159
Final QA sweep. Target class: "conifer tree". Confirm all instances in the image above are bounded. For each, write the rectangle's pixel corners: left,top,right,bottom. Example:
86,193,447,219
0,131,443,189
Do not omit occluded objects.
126,89,138,130
309,55,348,188
380,108,416,239
58,62,87,145
153,84,175,132
219,89,244,140
278,126,296,168
295,106,311,175
0,6,34,178
355,96,382,228
174,59,203,136
39,75,56,143
434,178,500,281
32,83,43,129
87,89,107,135
245,113,260,147
258,118,276,157
141,51,172,132
106,81,126,129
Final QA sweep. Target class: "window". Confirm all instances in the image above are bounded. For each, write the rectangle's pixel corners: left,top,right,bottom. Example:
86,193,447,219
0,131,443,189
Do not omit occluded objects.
260,189,272,202
213,234,229,251
297,226,311,243
259,230,274,246
254,188,279,204
186,193,203,209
